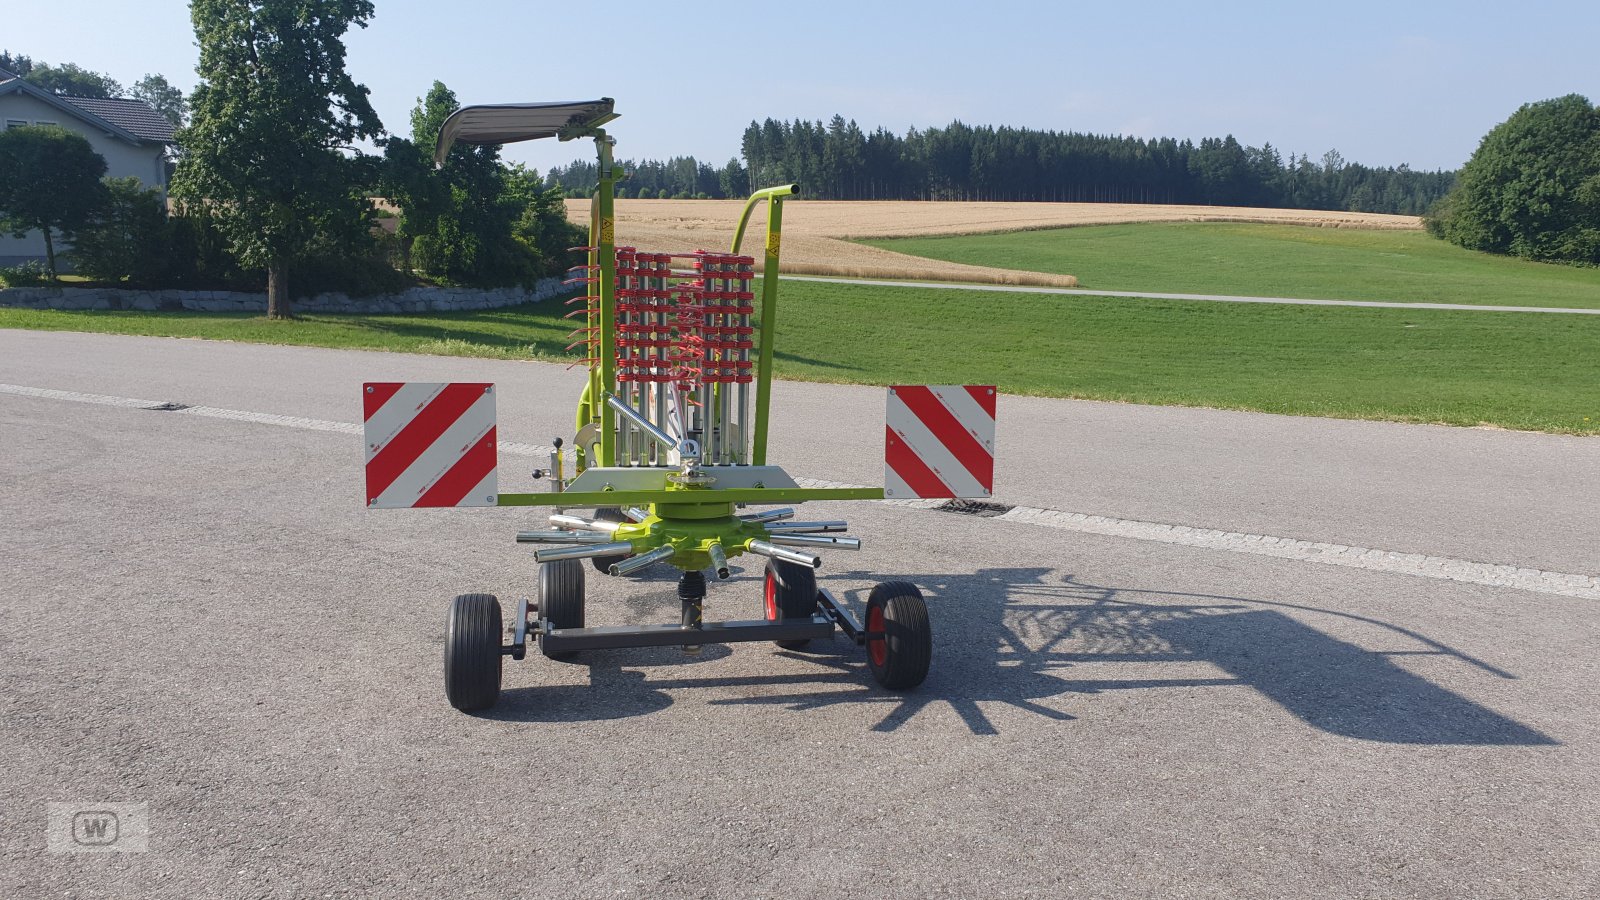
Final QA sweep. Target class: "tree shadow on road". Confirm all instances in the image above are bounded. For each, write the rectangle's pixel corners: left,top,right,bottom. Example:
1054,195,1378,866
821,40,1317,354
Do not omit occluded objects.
493,566,1556,746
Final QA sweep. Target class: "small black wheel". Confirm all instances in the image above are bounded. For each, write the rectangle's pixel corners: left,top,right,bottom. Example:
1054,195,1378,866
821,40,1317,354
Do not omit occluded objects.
444,593,502,712
864,581,931,690
589,507,631,574
763,559,817,650
538,559,585,660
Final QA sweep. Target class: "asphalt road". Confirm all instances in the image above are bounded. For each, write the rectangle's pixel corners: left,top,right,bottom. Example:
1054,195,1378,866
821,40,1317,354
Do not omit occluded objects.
1,331,1596,899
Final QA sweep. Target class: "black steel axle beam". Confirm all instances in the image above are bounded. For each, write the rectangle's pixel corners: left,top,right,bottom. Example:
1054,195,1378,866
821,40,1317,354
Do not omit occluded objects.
539,617,834,653
504,588,873,656
816,588,867,645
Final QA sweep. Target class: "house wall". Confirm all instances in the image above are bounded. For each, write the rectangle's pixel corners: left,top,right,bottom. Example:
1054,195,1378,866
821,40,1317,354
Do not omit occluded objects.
0,91,169,266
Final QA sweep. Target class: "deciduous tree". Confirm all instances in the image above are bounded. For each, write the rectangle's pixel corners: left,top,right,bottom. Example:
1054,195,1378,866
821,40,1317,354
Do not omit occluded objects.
718,157,749,199
71,177,171,285
389,80,577,286
131,74,189,129
401,81,515,283
173,0,382,318
1430,94,1600,264
0,125,107,276
25,61,123,98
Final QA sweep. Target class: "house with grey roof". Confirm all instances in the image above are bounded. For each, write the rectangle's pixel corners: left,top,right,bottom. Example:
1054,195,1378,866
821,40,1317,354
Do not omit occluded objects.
0,66,177,266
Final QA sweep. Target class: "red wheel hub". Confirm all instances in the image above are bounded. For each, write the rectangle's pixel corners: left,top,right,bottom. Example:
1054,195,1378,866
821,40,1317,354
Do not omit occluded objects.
866,605,887,667
764,569,778,621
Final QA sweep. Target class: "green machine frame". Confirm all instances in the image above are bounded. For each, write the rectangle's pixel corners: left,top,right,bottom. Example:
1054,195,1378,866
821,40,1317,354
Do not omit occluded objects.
423,98,932,714
470,104,882,563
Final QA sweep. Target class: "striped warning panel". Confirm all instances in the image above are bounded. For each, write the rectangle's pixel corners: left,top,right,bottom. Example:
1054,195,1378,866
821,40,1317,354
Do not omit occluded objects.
884,385,996,499
363,383,498,508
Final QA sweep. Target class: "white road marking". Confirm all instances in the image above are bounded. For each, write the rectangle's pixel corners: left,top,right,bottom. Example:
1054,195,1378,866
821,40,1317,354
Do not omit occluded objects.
5,381,1597,600
993,507,1600,600
782,275,1600,315
0,384,164,409
182,405,362,435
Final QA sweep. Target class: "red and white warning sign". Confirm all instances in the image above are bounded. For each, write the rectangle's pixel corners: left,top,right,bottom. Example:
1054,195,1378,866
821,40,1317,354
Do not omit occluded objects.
363,383,498,508
884,385,996,499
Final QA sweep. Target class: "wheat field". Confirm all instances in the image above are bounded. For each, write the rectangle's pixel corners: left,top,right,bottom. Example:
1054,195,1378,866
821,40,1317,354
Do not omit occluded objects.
564,199,1423,287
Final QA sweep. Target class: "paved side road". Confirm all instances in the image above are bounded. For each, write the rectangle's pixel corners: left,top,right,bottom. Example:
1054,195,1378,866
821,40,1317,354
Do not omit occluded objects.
1,330,1596,898
783,274,1600,314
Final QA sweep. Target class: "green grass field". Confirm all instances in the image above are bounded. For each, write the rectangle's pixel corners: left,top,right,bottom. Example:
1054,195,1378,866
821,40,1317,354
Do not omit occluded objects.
0,305,577,360
3,278,1596,434
866,223,1600,308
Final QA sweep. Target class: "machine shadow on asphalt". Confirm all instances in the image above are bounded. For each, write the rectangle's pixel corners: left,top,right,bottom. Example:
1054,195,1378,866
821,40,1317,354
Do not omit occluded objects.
489,569,1555,746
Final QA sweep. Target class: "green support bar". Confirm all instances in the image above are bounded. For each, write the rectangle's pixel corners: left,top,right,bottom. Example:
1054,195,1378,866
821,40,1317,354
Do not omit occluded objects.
595,136,619,466
581,198,600,438
731,183,797,466
497,486,884,508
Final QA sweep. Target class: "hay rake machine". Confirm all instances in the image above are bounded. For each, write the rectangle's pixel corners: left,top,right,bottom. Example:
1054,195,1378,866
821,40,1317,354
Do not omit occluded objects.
362,99,996,713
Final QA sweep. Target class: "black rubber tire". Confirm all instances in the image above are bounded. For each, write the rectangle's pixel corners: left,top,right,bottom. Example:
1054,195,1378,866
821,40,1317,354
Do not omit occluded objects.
864,581,932,690
589,507,631,574
763,559,817,650
538,559,585,660
444,593,502,712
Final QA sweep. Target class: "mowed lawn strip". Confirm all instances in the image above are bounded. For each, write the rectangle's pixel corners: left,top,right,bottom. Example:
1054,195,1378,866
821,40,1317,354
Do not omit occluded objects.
774,281,1598,434
2,279,1596,434
865,223,1600,309
0,305,578,360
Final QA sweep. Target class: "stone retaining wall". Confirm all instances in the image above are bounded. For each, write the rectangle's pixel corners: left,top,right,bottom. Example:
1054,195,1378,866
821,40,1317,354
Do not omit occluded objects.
0,276,569,314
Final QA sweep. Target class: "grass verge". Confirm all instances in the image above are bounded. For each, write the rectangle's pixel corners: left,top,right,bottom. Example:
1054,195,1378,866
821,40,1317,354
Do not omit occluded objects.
0,305,576,359
2,279,1596,434
865,222,1600,308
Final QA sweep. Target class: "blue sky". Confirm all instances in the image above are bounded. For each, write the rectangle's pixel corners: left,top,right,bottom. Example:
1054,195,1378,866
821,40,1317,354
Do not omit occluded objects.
10,1,1598,175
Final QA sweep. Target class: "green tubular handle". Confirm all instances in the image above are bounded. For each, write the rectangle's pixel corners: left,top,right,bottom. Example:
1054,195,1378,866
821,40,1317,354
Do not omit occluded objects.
731,183,797,255
731,183,798,466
